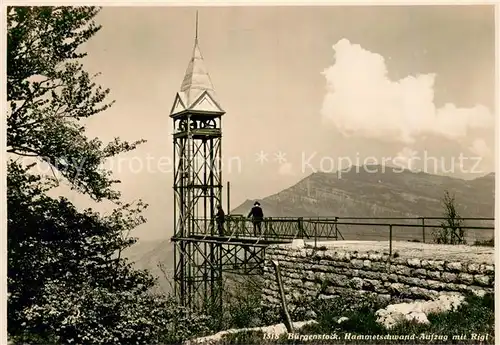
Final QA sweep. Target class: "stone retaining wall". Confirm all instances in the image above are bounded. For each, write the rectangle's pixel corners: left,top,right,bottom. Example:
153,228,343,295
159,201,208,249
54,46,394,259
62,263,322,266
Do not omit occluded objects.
262,241,494,310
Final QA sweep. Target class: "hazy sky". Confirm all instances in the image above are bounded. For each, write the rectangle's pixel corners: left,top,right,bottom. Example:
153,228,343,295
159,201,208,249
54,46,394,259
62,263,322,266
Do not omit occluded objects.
54,5,495,241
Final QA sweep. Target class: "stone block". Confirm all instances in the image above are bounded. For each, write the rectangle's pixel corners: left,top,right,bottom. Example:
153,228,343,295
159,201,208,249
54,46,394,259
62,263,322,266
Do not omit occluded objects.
423,260,445,271
412,268,427,278
457,273,474,285
291,290,302,300
441,272,457,283
426,280,445,290
378,294,392,304
351,259,364,269
388,274,399,282
327,273,349,287
304,281,315,289
318,260,334,267
474,275,491,286
364,279,383,291
349,277,364,289
456,284,469,292
467,263,481,274
371,262,387,272
359,270,379,280
399,276,424,287
407,258,421,267
445,262,462,272
329,261,349,268
390,265,412,276
408,286,434,299
315,271,326,281
388,283,407,294
467,286,490,297
427,270,440,280
481,265,494,274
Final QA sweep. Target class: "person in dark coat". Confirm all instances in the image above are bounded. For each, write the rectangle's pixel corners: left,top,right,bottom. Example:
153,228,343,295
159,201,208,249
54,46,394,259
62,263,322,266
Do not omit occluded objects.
248,201,264,236
215,205,225,236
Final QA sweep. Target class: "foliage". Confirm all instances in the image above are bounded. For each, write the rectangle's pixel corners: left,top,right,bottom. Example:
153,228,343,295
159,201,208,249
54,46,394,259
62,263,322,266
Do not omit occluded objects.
162,307,213,344
301,292,389,334
474,238,494,247
9,162,165,344
433,190,466,245
222,275,268,329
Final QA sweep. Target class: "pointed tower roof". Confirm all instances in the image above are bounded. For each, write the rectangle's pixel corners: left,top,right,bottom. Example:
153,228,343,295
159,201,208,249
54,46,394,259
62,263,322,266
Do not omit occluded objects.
170,13,224,117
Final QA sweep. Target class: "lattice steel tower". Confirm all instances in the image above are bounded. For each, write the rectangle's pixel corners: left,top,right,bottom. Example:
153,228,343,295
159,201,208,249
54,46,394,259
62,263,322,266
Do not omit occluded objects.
170,13,225,314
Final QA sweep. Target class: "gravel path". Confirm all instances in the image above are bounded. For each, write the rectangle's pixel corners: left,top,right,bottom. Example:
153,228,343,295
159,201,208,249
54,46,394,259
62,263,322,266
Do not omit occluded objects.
299,240,494,264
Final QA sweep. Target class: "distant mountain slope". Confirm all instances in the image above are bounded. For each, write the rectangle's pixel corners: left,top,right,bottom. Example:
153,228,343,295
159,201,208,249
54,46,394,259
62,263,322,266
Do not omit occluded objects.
232,166,495,219
123,239,174,295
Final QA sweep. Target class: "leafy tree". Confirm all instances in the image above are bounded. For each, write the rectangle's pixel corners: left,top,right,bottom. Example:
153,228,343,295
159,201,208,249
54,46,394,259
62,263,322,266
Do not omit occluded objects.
6,6,212,344
433,190,466,245
8,162,156,343
7,6,144,201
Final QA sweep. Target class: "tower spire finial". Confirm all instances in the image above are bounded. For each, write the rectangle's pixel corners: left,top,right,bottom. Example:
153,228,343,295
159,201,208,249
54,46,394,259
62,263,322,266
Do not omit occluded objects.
195,10,199,43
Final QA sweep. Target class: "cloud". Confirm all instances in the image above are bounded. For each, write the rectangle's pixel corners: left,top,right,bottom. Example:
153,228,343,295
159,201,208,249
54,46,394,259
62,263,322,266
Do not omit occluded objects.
320,39,493,144
469,138,492,158
278,162,295,176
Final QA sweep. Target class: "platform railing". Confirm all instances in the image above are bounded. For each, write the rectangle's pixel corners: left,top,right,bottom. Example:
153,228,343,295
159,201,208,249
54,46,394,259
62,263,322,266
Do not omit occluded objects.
183,216,494,250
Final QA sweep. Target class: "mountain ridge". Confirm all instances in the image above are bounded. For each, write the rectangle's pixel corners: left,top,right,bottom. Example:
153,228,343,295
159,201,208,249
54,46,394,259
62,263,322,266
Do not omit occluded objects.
231,166,495,218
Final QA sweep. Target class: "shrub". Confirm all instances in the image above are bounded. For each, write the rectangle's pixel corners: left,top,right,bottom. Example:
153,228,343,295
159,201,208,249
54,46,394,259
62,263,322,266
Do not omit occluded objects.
474,238,494,247
9,280,212,345
222,275,267,329
433,190,466,245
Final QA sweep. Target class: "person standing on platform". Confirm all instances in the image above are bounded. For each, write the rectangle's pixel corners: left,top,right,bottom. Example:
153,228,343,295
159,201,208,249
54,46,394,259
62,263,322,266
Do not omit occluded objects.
248,201,264,236
215,205,225,236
